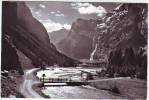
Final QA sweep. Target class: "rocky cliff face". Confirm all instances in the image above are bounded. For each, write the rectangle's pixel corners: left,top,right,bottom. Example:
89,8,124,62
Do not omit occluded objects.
94,3,147,60
49,29,69,47
2,1,76,72
57,3,147,61
57,18,98,59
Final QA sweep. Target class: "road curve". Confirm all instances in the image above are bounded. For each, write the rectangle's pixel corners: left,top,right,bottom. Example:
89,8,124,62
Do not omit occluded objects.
19,68,129,98
20,68,43,98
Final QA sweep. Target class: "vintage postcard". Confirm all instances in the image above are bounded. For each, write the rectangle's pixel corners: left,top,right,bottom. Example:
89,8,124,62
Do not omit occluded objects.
1,0,148,99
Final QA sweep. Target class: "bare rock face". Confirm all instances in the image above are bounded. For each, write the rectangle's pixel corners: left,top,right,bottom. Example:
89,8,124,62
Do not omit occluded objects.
57,3,147,61
57,18,98,60
94,3,147,60
17,2,51,45
2,1,76,72
49,29,69,47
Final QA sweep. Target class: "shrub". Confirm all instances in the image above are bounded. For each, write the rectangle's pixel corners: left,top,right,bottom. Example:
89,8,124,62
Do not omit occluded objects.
110,83,120,94
111,85,120,94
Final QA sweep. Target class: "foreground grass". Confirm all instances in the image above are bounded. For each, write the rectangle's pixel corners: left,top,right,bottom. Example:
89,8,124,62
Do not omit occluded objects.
90,78,147,99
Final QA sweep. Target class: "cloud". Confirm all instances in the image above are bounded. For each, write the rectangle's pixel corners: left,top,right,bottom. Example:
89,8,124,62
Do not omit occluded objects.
39,20,71,32
35,11,42,17
71,3,107,17
50,11,65,17
50,11,55,14
39,4,46,8
71,3,91,7
57,11,61,13
63,24,71,30
55,13,65,17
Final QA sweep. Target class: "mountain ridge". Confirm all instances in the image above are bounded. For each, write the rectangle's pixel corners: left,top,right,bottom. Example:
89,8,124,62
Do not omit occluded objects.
2,1,77,73
56,3,147,60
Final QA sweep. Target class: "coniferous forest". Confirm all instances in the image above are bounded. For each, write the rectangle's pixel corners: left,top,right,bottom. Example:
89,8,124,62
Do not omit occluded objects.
107,47,147,79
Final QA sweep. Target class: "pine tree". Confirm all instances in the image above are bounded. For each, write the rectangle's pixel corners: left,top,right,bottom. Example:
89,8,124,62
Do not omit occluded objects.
136,48,147,79
112,50,117,66
108,51,114,65
123,47,135,66
129,47,135,65
117,48,122,66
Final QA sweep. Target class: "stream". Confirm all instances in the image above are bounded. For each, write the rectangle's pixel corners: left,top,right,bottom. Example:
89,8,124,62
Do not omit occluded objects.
36,67,125,99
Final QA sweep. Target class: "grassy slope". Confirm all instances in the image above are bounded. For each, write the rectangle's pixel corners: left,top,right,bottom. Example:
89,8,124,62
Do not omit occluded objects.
90,78,146,99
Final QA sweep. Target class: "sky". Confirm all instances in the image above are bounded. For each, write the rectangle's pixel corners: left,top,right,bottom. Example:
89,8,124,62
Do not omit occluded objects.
26,1,119,33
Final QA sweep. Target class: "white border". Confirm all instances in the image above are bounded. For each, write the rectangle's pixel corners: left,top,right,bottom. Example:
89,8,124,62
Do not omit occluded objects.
0,0,148,100
1,0,149,3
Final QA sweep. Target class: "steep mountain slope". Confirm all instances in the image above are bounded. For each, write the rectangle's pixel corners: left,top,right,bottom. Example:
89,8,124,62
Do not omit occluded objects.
49,29,69,47
94,3,147,60
2,1,76,73
57,18,99,59
2,37,23,73
57,3,147,61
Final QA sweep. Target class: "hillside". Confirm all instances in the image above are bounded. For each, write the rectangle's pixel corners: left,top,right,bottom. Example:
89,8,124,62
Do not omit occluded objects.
49,28,69,47
2,1,76,73
57,4,147,60
57,18,98,59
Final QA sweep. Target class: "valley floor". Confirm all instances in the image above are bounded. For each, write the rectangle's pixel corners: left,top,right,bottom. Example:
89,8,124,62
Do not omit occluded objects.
90,78,147,99
1,68,147,99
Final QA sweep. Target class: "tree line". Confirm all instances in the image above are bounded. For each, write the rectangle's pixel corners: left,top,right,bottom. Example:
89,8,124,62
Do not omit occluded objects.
107,47,147,79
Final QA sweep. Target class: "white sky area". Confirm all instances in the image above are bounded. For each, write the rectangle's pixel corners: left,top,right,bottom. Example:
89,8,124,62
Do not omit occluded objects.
39,19,71,32
71,3,107,17
26,2,118,33
39,4,46,8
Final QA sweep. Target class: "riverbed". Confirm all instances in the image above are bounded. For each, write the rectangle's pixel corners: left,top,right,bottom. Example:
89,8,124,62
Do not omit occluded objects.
36,67,125,99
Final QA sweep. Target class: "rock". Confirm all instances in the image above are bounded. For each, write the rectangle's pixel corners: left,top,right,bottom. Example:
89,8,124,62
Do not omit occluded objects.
49,28,69,47
57,3,147,61
57,18,98,59
2,1,77,72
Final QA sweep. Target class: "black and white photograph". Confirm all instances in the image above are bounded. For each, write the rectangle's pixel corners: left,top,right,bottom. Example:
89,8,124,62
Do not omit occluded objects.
1,0,148,99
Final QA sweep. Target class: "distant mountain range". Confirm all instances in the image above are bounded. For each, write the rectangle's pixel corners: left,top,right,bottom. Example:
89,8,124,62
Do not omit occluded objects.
51,3,147,60
49,28,69,48
2,1,77,73
55,18,97,60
